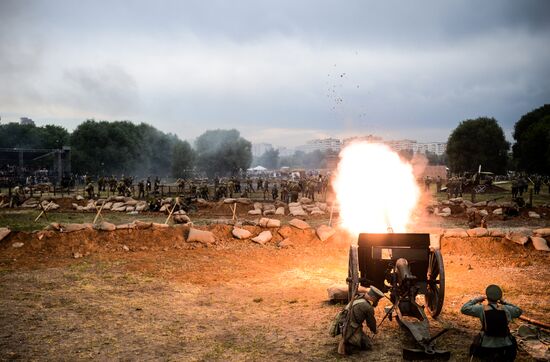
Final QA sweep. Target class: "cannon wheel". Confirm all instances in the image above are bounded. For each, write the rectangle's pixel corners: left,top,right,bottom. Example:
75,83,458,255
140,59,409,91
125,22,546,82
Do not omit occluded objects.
347,245,360,302
426,249,445,318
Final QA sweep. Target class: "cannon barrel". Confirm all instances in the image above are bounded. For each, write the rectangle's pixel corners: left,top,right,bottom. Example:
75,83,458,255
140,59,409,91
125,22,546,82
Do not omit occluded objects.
395,258,414,283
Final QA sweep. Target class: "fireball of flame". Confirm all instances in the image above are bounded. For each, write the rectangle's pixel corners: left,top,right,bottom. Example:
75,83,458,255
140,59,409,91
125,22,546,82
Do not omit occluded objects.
333,142,420,236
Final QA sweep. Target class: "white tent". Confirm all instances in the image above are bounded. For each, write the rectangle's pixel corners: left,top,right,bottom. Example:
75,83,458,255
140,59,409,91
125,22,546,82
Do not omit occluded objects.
248,165,267,171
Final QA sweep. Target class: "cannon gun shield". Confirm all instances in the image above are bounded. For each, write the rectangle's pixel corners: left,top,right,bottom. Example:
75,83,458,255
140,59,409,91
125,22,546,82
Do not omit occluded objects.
347,233,450,360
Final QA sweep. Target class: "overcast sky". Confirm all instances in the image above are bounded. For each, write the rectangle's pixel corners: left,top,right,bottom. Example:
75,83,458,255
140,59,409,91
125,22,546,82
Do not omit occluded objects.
1,0,549,147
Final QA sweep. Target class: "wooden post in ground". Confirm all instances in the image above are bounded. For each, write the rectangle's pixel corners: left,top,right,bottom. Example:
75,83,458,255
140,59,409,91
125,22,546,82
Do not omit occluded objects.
93,201,106,224
230,202,238,221
35,201,53,222
164,198,180,225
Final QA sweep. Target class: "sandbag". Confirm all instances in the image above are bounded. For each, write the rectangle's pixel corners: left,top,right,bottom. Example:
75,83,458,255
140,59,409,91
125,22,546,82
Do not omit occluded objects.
232,227,252,240
263,209,275,216
112,202,125,209
316,225,335,241
289,218,311,230
278,238,294,248
62,223,90,233
224,198,237,204
152,223,169,229
534,228,550,237
488,228,506,237
299,197,312,204
103,202,113,210
275,207,285,215
259,218,281,228
252,230,272,245
236,198,252,205
173,214,191,224
116,223,136,230
444,228,468,238
125,199,138,206
506,231,530,245
135,203,147,212
467,228,489,237
253,202,263,210
95,221,116,231
289,206,307,217
133,220,152,229
531,237,550,251
248,209,262,215
0,228,11,242
187,228,215,245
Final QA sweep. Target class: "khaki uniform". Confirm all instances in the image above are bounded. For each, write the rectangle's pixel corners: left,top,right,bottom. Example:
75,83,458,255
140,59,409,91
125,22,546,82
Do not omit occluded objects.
344,296,377,350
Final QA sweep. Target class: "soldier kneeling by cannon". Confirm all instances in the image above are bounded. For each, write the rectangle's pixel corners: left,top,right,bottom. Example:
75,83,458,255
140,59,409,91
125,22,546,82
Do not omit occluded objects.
330,286,384,354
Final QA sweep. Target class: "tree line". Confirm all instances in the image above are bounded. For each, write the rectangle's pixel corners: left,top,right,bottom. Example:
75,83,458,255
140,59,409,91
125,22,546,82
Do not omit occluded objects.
446,104,550,175
0,120,253,178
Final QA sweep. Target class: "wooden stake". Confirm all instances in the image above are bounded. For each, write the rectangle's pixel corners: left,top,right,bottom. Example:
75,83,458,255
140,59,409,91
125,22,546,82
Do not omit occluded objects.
35,201,53,222
231,203,237,221
164,197,180,225
93,201,106,224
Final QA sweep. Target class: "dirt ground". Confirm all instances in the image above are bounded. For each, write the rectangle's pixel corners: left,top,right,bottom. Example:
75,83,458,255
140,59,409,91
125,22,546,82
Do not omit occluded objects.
0,218,549,361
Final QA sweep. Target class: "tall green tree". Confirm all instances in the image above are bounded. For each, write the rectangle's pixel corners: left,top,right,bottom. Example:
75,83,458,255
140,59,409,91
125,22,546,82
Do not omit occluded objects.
512,104,550,174
0,123,69,149
195,129,252,177
172,141,195,178
446,117,509,174
256,149,279,169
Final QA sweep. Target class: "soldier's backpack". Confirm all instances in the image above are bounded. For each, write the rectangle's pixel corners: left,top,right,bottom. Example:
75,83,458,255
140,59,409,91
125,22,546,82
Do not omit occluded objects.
329,308,348,337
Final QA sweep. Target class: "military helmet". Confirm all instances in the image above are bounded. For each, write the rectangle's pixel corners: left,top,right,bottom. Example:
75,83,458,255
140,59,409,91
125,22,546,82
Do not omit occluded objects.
364,285,385,304
485,284,503,302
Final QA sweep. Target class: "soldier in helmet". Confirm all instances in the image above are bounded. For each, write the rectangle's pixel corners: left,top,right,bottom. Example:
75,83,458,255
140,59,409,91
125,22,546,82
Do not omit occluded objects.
334,286,385,355
461,284,521,361
138,179,145,199
85,182,94,199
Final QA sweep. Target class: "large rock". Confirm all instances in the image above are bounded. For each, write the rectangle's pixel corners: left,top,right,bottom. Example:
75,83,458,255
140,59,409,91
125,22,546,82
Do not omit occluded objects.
534,228,550,237
187,228,215,245
252,231,272,245
232,227,252,240
444,228,469,238
95,221,116,231
467,228,489,237
531,237,550,251
316,225,335,241
289,218,311,230
0,228,11,242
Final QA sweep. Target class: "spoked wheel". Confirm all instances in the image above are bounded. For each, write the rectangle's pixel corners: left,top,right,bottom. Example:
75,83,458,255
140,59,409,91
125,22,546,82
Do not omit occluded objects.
426,249,445,318
347,245,360,302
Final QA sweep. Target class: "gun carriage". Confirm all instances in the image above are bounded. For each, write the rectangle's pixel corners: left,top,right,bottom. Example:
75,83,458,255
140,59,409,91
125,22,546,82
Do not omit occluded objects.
346,233,450,360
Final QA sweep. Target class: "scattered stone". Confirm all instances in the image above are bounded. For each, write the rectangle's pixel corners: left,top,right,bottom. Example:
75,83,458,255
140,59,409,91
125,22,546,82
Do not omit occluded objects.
479,210,489,217
75,195,84,201
73,252,83,258
444,228,469,238
492,208,503,215
122,245,130,252
232,227,252,240
531,237,550,251
12,242,24,248
289,218,311,230
187,228,215,245
316,225,335,241
275,207,285,215
278,238,294,248
95,221,116,232
467,227,489,237
0,227,11,242
252,230,272,245
528,211,540,219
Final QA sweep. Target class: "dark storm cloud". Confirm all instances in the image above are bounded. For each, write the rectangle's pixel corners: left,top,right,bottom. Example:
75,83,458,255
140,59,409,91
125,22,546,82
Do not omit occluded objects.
1,0,549,145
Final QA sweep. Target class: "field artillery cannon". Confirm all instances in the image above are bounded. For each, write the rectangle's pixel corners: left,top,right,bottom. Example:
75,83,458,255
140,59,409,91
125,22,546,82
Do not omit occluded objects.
346,233,450,360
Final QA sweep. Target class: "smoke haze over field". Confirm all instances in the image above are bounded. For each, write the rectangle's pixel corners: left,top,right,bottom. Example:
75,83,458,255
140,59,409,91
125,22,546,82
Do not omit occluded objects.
1,0,549,146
